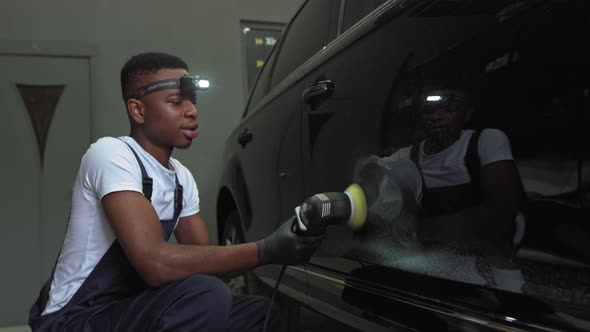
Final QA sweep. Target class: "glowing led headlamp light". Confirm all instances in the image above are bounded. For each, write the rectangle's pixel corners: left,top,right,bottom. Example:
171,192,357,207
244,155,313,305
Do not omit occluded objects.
418,90,469,114
126,75,209,104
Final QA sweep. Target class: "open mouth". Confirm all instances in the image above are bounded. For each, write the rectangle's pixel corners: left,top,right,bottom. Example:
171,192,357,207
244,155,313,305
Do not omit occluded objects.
182,123,198,139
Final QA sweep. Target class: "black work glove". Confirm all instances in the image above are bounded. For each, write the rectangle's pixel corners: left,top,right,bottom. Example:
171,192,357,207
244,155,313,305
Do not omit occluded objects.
257,216,325,265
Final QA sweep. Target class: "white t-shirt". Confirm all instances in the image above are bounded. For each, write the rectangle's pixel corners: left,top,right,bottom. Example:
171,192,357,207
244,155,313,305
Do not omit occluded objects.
389,129,514,188
389,129,525,243
42,136,200,315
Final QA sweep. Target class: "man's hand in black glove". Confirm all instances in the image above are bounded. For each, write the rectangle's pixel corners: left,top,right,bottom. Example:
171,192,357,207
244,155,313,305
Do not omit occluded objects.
256,216,325,266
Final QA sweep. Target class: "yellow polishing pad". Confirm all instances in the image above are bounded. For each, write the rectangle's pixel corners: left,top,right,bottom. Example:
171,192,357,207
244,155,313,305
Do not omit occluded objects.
345,183,367,230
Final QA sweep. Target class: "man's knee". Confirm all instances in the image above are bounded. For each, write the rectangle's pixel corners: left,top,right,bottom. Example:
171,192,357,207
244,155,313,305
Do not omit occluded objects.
163,275,233,330
181,274,232,305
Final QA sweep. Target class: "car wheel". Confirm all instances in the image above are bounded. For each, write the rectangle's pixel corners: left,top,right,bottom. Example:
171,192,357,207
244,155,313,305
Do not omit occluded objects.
221,210,249,295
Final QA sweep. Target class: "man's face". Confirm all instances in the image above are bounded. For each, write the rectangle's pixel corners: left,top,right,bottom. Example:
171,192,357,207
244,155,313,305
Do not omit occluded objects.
134,68,199,149
418,91,471,142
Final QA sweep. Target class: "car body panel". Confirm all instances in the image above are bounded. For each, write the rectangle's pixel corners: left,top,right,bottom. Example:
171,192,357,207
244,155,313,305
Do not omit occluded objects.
218,0,590,330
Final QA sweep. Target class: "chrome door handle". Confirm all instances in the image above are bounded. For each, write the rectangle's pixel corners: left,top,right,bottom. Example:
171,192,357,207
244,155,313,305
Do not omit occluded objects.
237,129,253,148
302,80,335,109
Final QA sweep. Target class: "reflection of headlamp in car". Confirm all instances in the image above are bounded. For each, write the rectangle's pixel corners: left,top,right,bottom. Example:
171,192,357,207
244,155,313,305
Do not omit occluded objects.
125,75,209,104
418,90,468,114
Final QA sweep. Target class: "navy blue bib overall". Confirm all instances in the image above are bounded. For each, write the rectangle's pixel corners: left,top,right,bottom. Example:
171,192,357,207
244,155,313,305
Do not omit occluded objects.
29,142,182,331
28,141,280,331
410,131,514,259
410,130,482,218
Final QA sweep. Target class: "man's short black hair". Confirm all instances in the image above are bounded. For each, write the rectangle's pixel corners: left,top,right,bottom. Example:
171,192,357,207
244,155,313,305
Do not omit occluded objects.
120,52,189,101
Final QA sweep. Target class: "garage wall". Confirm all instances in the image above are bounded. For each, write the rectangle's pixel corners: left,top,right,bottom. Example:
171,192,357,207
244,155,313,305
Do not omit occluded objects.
0,0,302,327
0,0,303,239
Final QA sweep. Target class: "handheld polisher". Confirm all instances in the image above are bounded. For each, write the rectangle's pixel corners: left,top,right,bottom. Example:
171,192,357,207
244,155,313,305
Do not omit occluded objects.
293,183,369,236
262,183,369,332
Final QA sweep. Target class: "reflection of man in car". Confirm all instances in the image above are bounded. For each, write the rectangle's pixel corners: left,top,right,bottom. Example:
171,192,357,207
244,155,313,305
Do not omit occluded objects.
385,87,526,290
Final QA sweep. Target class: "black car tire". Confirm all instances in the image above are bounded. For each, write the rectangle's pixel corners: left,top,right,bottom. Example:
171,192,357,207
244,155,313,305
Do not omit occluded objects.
220,210,250,295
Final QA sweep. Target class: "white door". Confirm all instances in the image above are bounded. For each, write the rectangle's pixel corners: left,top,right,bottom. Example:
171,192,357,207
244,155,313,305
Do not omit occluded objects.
0,55,90,326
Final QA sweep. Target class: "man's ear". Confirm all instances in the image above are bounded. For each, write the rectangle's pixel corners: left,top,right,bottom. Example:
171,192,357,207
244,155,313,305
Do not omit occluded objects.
127,99,145,125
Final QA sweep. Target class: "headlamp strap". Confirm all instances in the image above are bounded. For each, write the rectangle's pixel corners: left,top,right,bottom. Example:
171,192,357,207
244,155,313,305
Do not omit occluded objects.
126,78,180,101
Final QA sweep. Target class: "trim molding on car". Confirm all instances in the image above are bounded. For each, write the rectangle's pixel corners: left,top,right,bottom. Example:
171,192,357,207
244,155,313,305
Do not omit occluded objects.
243,0,402,123
285,266,556,332
257,275,396,332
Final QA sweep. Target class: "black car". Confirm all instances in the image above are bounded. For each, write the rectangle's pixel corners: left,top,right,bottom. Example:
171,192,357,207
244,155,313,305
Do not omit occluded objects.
216,0,590,331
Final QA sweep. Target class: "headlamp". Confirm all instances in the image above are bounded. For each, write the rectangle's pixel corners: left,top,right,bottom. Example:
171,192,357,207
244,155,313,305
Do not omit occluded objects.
126,75,209,104
417,90,469,114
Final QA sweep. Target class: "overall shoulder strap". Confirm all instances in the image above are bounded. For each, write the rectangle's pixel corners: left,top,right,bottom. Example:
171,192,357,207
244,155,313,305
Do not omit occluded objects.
118,139,153,202
173,174,183,221
410,143,420,167
464,130,482,185
410,143,427,193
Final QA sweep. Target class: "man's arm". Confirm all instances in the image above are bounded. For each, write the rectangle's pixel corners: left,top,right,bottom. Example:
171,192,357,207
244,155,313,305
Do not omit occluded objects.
175,213,263,279
102,191,258,287
174,213,211,246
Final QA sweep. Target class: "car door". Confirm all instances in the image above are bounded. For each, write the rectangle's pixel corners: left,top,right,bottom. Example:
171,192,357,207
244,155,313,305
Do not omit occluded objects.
291,0,590,331
232,0,339,242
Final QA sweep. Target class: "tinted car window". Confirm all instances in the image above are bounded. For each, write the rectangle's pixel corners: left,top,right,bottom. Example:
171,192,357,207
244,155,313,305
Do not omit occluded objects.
341,0,387,33
354,0,590,317
271,0,335,87
221,0,590,328
305,0,590,324
408,0,519,17
247,46,277,113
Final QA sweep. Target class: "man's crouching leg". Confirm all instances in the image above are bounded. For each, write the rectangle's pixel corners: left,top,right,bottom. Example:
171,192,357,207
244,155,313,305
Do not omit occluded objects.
154,275,233,331
57,275,233,331
59,275,281,331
